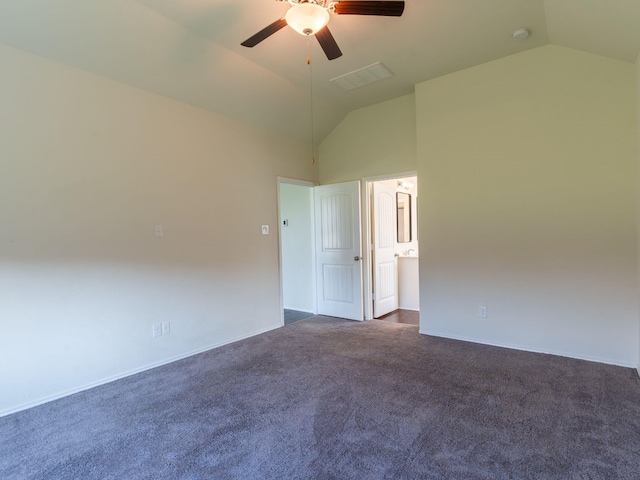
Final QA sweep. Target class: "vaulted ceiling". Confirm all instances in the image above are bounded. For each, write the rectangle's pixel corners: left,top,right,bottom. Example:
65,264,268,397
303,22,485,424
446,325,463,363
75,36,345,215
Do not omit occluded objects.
1,0,639,141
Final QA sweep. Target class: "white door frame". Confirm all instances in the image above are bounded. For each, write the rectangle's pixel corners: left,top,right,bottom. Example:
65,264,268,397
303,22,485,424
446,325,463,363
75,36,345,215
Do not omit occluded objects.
276,177,318,326
362,171,417,321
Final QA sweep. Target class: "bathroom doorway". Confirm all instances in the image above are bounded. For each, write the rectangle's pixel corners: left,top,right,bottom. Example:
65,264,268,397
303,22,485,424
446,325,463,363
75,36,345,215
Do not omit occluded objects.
363,174,419,322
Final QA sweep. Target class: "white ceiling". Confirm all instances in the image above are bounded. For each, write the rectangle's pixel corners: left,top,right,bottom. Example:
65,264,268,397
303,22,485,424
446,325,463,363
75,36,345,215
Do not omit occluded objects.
1,0,639,142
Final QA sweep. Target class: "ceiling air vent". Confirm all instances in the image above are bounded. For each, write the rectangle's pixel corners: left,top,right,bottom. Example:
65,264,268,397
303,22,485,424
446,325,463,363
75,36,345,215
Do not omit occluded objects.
330,62,394,91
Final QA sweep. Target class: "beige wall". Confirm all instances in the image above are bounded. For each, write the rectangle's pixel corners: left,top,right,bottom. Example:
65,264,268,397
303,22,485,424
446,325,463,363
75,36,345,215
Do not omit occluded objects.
0,44,316,415
319,94,416,183
280,182,315,312
416,45,638,366
637,49,640,371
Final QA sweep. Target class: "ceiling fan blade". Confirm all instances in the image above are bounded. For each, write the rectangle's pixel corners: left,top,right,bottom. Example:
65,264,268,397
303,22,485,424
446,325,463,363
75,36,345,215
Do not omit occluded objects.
241,18,288,47
333,1,405,16
315,26,343,60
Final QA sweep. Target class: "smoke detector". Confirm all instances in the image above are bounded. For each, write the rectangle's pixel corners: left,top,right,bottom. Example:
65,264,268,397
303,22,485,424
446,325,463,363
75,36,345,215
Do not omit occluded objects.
512,28,530,41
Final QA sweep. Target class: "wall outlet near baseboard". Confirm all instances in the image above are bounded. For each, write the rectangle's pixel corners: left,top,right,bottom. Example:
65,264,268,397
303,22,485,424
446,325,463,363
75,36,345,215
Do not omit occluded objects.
479,306,487,318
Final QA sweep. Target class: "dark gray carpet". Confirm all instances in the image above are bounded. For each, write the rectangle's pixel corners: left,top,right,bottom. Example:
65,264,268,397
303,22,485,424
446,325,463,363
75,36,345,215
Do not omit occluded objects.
2,317,640,479
284,309,315,325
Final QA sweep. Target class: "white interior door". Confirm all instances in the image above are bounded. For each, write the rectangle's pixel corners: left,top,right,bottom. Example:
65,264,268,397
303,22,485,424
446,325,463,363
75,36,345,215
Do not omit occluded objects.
373,182,399,317
314,181,363,321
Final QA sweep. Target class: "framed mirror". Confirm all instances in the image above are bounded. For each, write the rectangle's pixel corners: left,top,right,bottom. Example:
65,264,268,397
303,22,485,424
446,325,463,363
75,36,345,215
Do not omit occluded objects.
397,192,411,243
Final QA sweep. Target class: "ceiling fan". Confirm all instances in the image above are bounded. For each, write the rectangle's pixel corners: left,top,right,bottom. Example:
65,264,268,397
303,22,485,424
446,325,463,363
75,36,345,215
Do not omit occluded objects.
241,0,405,60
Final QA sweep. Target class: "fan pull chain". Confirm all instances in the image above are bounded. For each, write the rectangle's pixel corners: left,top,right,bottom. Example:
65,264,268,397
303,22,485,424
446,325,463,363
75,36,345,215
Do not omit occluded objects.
307,38,315,165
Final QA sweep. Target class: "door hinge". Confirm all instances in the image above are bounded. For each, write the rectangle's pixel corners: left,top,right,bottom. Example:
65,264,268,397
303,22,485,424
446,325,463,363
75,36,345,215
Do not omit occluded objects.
372,293,376,301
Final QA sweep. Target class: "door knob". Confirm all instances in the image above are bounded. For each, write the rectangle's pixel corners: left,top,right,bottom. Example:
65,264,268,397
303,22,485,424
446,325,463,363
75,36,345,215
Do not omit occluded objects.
354,256,361,261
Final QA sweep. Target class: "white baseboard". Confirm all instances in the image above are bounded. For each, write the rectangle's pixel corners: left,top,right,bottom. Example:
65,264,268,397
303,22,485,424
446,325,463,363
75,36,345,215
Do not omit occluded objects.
419,329,635,369
0,323,281,418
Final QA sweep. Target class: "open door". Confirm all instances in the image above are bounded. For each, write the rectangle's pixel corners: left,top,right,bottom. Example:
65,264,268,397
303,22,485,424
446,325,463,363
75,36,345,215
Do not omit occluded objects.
314,181,363,321
372,181,399,317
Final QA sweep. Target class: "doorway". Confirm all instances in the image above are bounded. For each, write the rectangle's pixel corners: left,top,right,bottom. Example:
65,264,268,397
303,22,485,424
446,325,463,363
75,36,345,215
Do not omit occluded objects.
278,178,316,325
363,174,419,322
279,176,420,326
278,178,365,324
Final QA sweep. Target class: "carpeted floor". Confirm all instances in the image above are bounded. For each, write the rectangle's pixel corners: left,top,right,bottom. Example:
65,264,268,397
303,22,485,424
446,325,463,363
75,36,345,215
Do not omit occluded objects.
284,309,315,325
2,316,640,479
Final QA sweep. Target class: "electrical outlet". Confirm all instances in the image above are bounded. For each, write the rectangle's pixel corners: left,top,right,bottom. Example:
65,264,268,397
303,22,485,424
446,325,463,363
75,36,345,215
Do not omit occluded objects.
152,323,163,337
162,321,170,335
479,306,487,318
261,225,269,235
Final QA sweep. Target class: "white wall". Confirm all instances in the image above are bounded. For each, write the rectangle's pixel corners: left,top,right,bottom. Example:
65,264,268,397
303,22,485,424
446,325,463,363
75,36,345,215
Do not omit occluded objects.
0,0,347,142
637,49,640,373
0,44,316,415
319,94,417,184
280,183,315,313
416,45,638,366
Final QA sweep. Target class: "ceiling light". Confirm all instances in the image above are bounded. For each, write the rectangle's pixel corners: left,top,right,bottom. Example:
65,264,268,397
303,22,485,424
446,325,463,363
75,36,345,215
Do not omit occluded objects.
286,3,330,36
512,28,530,41
398,181,414,190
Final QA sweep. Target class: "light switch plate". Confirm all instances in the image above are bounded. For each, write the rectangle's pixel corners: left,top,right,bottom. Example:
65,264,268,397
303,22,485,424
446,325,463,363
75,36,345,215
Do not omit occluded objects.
152,323,162,337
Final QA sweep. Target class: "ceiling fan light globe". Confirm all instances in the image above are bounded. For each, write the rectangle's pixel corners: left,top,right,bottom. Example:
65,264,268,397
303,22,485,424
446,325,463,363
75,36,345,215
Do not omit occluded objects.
285,3,330,36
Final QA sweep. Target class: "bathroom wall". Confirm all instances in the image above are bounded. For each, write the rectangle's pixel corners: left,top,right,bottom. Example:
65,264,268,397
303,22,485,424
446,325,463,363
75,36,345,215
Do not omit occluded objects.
396,177,419,257
395,177,420,311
